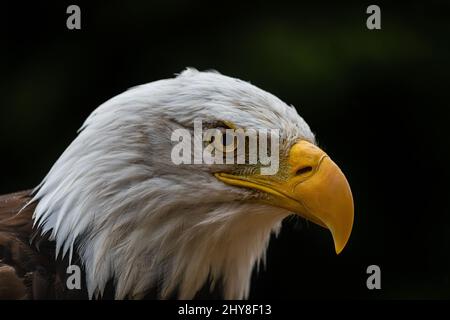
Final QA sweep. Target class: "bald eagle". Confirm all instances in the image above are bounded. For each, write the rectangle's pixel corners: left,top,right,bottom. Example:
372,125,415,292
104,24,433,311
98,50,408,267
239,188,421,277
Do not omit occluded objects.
0,69,353,299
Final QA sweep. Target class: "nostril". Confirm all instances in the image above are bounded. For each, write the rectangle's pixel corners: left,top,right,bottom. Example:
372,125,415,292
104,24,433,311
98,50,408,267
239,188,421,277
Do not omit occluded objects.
296,166,313,176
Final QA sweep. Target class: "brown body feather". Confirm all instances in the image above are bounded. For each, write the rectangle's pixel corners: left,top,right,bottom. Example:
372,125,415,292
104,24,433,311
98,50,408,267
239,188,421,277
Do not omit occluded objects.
0,191,89,299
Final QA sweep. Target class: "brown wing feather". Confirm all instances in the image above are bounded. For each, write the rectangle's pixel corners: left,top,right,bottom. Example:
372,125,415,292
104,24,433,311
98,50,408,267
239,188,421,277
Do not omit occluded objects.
0,191,60,299
0,191,38,299
0,191,93,299
0,264,27,299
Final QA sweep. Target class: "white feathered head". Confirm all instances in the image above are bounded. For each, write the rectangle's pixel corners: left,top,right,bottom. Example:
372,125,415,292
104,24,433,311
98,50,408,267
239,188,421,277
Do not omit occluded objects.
31,68,354,299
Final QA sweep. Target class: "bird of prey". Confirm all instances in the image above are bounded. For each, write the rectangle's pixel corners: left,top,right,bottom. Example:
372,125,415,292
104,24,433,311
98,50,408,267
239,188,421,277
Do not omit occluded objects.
0,69,353,299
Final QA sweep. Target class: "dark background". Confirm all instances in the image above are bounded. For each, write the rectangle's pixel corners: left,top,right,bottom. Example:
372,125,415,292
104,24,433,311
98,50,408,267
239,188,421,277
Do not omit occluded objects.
2,0,450,299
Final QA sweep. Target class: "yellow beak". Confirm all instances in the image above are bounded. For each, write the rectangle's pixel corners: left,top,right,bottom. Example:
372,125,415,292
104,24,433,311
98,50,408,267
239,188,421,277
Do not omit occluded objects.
215,140,354,254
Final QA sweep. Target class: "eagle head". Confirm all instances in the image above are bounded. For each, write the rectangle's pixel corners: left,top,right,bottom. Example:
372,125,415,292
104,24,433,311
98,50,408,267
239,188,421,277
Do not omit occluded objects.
31,68,354,299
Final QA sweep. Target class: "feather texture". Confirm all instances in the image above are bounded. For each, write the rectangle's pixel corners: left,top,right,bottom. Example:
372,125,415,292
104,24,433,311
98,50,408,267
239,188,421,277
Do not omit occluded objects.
11,69,315,299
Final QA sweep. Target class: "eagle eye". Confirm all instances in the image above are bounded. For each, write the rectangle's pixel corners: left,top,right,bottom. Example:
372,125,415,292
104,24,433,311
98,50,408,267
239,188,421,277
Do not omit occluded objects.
213,128,238,153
